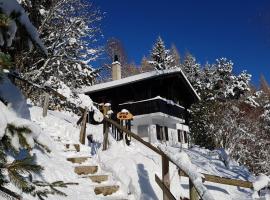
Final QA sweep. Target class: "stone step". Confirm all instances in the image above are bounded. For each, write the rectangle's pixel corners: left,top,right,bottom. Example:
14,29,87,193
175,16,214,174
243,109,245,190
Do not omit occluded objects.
64,144,80,152
67,156,90,164
94,185,120,196
88,175,109,183
74,165,98,175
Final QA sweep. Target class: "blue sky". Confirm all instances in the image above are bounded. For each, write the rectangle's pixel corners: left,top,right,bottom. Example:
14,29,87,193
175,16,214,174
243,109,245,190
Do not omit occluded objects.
97,0,270,85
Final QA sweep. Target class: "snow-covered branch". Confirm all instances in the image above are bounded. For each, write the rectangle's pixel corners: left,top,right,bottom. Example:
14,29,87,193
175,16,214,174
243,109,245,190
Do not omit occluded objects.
0,0,47,55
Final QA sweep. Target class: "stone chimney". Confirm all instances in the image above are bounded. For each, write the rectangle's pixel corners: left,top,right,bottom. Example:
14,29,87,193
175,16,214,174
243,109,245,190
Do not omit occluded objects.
112,55,121,80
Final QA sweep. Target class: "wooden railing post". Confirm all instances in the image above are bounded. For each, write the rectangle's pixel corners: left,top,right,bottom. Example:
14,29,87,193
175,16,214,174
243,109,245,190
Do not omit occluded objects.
102,120,109,150
162,154,170,200
79,108,88,145
189,179,199,200
155,175,176,200
42,92,50,117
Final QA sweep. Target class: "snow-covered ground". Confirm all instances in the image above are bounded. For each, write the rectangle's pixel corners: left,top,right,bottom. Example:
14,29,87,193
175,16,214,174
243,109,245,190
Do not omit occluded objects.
93,129,255,200
24,107,136,200
0,77,265,200
2,103,257,200
0,76,131,199
5,106,132,200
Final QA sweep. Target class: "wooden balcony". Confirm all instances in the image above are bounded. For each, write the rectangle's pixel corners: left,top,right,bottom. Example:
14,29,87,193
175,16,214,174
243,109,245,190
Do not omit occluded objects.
119,97,186,120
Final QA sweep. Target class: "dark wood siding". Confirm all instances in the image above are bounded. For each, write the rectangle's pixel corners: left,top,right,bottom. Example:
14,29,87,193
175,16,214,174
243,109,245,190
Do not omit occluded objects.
87,72,198,125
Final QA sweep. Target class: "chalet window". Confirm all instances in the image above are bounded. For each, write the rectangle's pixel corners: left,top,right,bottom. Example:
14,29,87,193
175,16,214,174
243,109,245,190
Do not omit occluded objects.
156,125,163,140
183,131,188,143
177,130,182,143
164,127,169,141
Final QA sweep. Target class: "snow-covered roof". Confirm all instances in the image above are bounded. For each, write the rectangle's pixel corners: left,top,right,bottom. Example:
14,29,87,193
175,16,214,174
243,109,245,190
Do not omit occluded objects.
79,68,200,101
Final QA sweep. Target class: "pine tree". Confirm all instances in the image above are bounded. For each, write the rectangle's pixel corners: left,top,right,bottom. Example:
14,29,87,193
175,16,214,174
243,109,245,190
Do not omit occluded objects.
149,36,174,70
31,180,78,199
0,123,43,192
195,58,251,101
180,53,201,91
188,56,270,175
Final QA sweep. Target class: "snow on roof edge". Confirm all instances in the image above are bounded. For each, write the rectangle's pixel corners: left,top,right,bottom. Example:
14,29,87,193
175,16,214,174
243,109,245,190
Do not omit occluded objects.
79,68,200,101
119,96,185,109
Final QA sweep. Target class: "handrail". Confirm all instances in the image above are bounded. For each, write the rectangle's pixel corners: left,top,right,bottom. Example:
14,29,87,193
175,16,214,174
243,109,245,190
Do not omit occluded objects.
8,72,101,112
155,175,176,200
8,72,85,111
8,72,67,99
104,117,162,155
179,171,253,189
0,186,22,200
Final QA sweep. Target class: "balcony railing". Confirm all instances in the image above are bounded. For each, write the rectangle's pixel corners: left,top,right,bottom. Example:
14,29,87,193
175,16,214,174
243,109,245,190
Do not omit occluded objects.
119,97,186,119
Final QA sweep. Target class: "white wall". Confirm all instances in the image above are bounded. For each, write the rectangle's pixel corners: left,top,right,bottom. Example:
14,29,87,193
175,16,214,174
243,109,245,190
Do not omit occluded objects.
137,125,149,140
149,125,158,143
131,113,190,148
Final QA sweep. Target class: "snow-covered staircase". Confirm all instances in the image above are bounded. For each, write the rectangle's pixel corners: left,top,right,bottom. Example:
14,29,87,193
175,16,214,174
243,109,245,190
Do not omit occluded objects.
57,138,130,199
29,107,133,199
67,153,123,197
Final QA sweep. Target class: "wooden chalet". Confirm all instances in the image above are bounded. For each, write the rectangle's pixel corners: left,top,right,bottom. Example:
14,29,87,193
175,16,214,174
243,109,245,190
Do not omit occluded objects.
81,61,200,147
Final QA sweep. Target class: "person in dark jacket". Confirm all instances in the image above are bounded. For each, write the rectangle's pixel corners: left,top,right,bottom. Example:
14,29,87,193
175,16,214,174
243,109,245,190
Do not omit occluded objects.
87,134,96,155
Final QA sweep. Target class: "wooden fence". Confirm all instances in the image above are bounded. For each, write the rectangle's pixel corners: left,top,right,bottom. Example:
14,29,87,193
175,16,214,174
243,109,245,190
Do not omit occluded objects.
103,117,254,200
